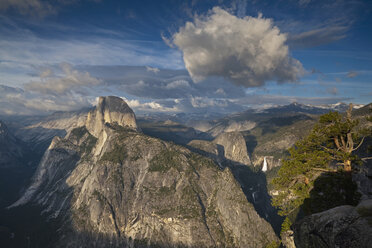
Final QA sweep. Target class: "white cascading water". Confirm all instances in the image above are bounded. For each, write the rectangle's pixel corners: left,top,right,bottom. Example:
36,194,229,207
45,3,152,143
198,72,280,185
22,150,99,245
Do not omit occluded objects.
262,156,267,172
252,191,258,203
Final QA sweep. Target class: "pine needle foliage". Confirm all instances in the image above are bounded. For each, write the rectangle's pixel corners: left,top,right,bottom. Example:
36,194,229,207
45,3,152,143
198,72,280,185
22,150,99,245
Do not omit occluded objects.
272,104,369,216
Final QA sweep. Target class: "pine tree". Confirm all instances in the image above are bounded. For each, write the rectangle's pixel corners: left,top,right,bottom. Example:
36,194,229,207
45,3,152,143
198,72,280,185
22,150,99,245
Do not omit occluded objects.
272,104,371,216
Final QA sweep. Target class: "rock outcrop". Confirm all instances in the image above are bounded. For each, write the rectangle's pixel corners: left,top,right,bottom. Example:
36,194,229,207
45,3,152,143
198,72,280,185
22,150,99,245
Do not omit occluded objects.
187,131,252,167
86,96,138,137
252,155,281,171
187,140,225,166
188,134,283,234
12,97,278,247
214,132,251,166
294,199,372,248
281,230,296,248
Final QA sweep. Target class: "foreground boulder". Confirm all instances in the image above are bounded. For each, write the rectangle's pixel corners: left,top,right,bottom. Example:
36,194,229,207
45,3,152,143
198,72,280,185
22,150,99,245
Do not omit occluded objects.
294,199,372,248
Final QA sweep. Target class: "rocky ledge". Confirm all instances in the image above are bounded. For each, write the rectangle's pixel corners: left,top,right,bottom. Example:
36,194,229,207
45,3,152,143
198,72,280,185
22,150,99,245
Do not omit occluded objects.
294,199,372,248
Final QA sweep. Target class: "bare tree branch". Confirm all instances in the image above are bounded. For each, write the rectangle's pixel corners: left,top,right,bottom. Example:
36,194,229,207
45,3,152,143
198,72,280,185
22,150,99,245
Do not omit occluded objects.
347,132,353,152
311,168,337,172
352,136,365,152
334,137,341,150
361,157,372,162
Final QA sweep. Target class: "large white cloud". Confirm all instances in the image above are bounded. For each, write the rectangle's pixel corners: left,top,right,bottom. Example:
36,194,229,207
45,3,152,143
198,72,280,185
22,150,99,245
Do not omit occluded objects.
173,7,304,87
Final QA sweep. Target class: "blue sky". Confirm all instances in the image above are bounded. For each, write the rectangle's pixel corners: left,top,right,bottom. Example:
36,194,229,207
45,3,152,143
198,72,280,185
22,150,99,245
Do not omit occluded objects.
0,0,371,115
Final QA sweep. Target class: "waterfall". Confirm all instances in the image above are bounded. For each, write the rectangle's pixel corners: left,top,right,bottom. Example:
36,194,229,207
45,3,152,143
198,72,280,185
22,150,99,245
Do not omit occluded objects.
252,191,258,203
262,156,267,172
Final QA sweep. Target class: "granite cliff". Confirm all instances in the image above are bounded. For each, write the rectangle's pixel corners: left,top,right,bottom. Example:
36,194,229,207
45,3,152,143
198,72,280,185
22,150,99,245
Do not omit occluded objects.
188,131,252,167
188,132,283,235
11,96,278,247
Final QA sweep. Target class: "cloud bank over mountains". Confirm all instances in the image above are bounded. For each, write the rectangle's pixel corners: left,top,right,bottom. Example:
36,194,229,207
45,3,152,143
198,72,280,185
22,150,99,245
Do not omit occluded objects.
0,64,351,116
173,7,304,87
0,1,369,116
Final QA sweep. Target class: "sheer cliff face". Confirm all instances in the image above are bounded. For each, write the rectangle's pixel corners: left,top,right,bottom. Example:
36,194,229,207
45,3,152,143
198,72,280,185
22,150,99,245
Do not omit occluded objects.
86,96,138,137
214,132,252,166
188,132,252,167
13,96,277,247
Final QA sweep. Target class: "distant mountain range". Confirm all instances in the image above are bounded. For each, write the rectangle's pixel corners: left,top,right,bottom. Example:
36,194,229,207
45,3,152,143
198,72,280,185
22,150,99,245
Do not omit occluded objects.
260,102,364,114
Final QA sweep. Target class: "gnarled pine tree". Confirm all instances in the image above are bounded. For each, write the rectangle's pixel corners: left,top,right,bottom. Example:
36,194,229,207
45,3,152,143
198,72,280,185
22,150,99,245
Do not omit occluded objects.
272,104,369,216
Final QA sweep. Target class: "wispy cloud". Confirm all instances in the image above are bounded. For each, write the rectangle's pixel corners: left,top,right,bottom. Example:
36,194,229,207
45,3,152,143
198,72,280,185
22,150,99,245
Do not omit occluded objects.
0,35,183,69
0,0,55,18
346,71,358,78
326,87,339,95
273,0,364,49
24,63,102,95
288,25,348,49
146,66,160,74
0,84,95,115
0,18,184,88
0,0,102,18
298,0,312,7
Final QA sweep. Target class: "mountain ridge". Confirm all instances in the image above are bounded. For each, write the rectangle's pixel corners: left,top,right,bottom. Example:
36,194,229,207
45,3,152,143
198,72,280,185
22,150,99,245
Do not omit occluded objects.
9,96,278,247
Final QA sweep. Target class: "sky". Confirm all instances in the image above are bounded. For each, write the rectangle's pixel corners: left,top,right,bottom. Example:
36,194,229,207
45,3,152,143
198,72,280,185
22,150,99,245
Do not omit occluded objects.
0,0,371,116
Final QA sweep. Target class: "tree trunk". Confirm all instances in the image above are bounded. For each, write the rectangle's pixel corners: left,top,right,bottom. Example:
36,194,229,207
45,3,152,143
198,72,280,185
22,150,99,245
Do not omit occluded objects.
304,177,309,185
344,160,352,172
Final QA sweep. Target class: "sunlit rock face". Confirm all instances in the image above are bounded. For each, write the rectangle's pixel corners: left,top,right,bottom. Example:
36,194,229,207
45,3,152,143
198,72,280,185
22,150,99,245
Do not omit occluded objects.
188,131,252,167
252,155,282,171
11,97,278,247
86,96,139,137
214,132,251,166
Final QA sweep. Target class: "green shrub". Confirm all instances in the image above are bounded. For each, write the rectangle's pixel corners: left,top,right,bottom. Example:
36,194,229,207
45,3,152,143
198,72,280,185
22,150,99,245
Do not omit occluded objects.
189,153,216,170
101,144,127,164
148,150,182,172
71,126,88,140
70,126,98,155
266,241,280,248
280,217,292,238
92,190,105,204
81,134,97,155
